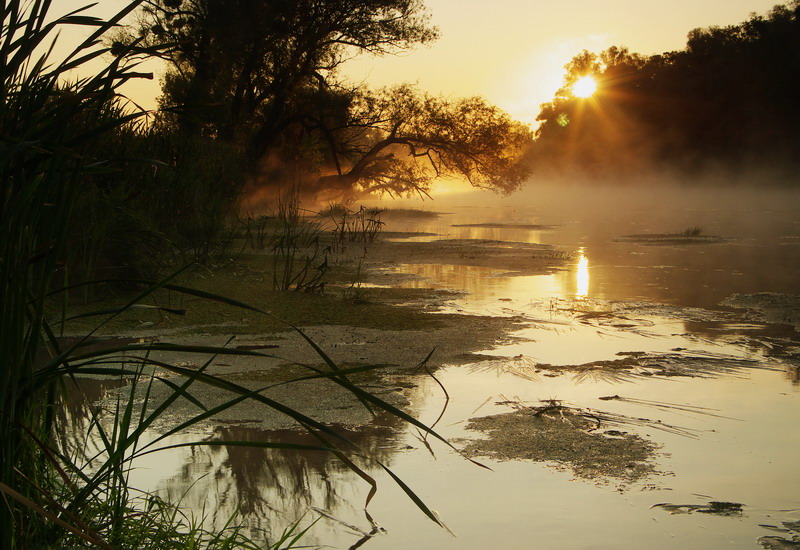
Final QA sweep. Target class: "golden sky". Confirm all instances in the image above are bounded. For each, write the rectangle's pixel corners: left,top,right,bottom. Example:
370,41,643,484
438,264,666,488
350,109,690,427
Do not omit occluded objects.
344,0,783,124
54,0,782,123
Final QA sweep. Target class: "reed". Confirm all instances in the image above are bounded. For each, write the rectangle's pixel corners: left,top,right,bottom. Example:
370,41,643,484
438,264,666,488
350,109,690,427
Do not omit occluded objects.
270,185,330,292
324,203,385,252
0,1,157,544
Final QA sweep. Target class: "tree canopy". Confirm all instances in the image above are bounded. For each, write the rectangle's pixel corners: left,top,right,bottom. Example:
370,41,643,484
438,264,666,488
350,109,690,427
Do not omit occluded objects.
119,0,532,198
530,1,800,181
128,0,438,144
312,85,533,197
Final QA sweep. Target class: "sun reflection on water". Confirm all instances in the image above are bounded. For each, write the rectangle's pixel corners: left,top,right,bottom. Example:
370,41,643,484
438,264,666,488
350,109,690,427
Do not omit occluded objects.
576,248,589,298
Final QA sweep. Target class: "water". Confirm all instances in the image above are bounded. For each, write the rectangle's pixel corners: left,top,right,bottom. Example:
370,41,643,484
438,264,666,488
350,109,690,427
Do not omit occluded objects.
79,183,800,548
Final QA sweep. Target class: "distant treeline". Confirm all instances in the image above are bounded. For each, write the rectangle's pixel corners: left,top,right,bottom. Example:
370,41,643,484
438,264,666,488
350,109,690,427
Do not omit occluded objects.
530,1,800,182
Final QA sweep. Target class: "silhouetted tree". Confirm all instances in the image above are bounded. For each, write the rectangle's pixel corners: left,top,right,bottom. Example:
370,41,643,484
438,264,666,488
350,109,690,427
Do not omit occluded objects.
308,85,533,196
124,0,437,148
121,0,533,197
531,1,800,181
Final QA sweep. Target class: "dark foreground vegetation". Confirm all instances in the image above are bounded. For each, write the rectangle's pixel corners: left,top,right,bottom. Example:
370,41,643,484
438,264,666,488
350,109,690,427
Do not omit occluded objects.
531,1,800,182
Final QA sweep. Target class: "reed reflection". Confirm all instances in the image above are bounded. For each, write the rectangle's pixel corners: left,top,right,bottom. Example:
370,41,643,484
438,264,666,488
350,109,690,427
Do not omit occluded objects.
154,414,408,543
53,377,128,462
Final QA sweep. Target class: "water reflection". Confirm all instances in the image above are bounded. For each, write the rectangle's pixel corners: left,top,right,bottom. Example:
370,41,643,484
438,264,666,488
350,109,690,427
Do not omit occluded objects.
378,185,800,308
57,376,418,547
575,248,589,298
151,420,404,542
391,263,583,310
54,377,128,462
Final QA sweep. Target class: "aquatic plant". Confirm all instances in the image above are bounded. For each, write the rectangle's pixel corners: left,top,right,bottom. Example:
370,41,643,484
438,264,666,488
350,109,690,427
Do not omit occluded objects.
325,203,385,252
683,226,703,237
0,0,155,544
270,185,330,292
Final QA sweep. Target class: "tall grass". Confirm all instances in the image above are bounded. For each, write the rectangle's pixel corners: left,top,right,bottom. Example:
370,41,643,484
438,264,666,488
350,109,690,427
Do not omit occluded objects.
270,185,330,292
323,203,385,252
0,0,155,544
0,2,461,548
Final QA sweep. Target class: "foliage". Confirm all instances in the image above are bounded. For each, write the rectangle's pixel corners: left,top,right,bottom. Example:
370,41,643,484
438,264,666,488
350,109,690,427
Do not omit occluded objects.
122,1,531,198
63,119,246,289
311,85,534,197
531,1,800,180
121,0,437,145
0,0,154,545
101,123,245,267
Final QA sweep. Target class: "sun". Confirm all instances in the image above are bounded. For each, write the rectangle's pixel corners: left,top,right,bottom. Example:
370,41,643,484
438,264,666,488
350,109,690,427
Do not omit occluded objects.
572,75,597,98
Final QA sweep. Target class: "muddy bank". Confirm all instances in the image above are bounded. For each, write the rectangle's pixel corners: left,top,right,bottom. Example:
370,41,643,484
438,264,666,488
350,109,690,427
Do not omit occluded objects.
86,315,529,431
67,233,570,430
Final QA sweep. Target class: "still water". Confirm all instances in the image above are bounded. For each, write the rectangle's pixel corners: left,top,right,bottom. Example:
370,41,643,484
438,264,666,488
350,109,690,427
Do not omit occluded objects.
90,184,800,548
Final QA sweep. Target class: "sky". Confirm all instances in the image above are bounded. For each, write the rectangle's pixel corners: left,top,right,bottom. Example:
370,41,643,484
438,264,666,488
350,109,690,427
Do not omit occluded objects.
54,0,784,124
343,0,784,124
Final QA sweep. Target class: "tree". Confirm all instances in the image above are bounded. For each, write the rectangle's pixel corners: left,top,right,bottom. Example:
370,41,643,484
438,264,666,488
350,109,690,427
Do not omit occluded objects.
124,0,438,148
122,0,532,198
309,85,533,197
530,1,800,180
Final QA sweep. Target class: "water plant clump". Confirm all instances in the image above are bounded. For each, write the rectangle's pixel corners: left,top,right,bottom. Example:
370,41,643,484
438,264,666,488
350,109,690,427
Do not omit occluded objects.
269,186,331,292
683,225,703,237
459,400,659,483
324,203,385,252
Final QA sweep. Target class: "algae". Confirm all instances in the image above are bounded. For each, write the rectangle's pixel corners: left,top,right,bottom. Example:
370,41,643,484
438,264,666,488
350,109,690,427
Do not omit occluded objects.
459,405,658,483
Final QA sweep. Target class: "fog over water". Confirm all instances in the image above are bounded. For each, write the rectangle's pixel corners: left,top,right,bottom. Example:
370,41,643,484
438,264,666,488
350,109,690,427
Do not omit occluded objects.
368,179,800,308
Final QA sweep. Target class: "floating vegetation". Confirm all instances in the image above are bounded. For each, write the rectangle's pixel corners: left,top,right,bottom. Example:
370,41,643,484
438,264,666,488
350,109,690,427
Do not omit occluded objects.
450,223,555,230
682,225,704,237
536,348,769,383
758,536,800,549
459,399,664,483
759,520,800,549
467,354,539,381
615,232,726,245
598,395,741,421
652,501,745,517
722,292,800,330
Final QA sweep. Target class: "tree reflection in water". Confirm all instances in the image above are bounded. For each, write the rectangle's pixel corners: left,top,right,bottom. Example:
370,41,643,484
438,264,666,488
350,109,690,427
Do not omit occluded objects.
156,416,407,543
55,366,441,546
